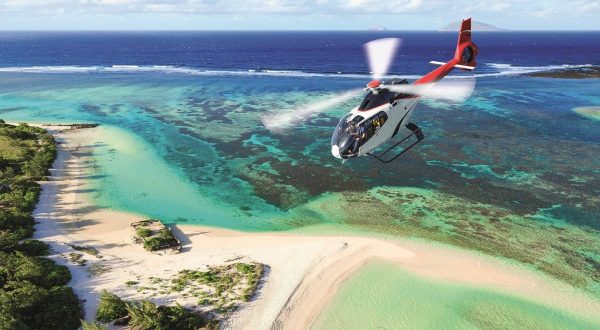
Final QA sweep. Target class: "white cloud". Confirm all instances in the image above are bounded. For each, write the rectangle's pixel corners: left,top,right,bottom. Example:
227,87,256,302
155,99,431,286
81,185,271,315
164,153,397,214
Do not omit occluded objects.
576,0,600,13
342,0,423,13
0,0,425,15
0,0,597,29
489,3,511,11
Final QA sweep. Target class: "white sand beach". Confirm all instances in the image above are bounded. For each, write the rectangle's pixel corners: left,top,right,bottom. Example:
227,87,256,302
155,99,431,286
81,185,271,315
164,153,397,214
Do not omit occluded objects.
31,125,600,329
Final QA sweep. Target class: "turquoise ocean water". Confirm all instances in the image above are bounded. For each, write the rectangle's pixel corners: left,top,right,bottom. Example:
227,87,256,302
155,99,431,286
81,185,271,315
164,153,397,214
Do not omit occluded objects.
313,261,600,329
1,72,598,232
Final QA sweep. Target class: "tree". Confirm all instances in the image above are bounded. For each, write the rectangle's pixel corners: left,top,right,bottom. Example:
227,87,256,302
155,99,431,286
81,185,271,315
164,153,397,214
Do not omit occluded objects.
33,286,83,330
0,304,28,330
7,252,71,289
0,211,35,237
16,240,49,257
126,300,208,330
0,232,20,253
127,300,162,330
1,277,81,330
22,158,47,180
1,280,49,316
0,121,81,329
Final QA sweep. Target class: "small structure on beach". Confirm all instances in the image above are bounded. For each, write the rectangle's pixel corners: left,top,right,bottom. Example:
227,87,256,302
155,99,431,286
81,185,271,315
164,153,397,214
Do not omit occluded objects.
131,219,181,252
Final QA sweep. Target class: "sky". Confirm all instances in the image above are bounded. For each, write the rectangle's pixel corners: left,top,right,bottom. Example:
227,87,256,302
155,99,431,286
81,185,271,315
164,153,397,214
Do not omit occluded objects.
0,0,598,30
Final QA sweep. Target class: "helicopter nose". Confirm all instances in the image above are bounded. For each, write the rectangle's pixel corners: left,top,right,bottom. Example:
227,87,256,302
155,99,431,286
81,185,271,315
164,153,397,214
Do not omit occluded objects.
331,145,342,158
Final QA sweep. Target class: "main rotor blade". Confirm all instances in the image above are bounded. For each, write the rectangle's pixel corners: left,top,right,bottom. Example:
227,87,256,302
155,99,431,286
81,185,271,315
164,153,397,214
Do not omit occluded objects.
385,78,476,102
261,89,363,132
365,38,401,79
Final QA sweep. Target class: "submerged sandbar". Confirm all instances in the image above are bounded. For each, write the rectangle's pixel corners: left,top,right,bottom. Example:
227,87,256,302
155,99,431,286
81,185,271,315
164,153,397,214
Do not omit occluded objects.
573,106,600,121
313,261,600,329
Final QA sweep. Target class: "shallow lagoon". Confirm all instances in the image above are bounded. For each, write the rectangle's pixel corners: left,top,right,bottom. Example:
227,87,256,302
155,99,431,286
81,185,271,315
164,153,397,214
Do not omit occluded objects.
313,261,600,330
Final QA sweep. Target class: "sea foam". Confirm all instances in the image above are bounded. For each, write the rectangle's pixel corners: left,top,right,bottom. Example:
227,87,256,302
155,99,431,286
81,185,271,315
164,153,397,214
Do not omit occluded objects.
0,63,593,79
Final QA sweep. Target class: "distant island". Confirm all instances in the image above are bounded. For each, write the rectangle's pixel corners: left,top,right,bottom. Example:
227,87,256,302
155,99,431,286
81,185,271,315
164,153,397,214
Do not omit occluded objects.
368,25,388,31
526,65,600,79
439,20,507,31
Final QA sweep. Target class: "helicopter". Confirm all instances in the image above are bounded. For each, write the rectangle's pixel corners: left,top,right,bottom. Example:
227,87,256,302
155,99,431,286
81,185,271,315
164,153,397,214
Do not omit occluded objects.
262,18,478,163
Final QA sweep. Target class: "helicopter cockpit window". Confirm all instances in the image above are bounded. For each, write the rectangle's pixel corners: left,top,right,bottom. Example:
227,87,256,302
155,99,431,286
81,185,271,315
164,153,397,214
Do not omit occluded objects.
375,111,388,127
358,89,395,111
357,111,388,147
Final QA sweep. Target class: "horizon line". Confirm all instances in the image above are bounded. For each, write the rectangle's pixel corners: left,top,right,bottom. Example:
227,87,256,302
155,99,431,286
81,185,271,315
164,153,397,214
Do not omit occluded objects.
1,29,599,32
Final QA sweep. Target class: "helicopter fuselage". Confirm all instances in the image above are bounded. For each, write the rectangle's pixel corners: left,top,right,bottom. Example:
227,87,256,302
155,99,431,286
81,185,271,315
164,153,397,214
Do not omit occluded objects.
331,86,420,159
330,17,478,161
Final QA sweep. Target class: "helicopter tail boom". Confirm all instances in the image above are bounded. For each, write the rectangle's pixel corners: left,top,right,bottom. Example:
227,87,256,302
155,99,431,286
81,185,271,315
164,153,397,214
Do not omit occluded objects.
415,18,478,84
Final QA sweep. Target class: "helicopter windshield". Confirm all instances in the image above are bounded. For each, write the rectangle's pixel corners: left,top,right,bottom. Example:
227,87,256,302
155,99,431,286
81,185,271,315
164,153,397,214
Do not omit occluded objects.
331,115,364,157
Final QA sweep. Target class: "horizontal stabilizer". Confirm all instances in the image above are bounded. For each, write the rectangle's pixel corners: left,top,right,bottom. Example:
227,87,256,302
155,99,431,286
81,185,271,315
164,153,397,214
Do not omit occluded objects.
416,18,478,84
429,61,446,66
429,61,475,71
455,64,475,70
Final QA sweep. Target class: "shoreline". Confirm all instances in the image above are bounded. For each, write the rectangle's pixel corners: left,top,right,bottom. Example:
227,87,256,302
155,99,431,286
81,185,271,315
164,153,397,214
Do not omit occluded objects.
32,124,600,328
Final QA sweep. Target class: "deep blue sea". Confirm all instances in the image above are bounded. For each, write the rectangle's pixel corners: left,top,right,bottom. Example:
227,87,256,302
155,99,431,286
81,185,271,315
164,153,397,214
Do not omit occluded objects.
0,31,599,76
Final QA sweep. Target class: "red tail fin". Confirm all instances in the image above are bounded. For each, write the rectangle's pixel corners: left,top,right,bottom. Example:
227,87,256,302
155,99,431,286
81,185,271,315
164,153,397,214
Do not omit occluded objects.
455,18,478,68
415,18,478,84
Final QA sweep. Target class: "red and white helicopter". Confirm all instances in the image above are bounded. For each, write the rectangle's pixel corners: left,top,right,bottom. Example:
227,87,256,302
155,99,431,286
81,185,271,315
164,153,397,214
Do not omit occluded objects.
262,18,478,163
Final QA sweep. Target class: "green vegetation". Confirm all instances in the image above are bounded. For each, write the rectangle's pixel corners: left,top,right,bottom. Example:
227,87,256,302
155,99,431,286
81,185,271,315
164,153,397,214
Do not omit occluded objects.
130,262,264,317
68,252,87,266
69,244,101,258
127,300,212,330
132,220,180,252
0,121,82,329
94,290,214,329
80,320,108,330
16,239,50,256
143,237,163,251
96,290,128,323
136,227,152,238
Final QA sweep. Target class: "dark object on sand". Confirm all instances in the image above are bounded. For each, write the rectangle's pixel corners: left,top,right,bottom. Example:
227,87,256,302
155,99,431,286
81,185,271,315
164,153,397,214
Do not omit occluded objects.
43,123,100,129
131,219,182,252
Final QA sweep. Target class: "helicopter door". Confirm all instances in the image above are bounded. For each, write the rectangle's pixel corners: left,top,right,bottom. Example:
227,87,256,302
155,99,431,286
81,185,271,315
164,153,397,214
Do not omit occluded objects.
372,111,388,133
358,111,389,147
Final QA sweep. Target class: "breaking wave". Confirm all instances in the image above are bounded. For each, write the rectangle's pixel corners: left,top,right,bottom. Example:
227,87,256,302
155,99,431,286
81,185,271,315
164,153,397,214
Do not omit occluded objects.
0,63,594,79
478,63,594,77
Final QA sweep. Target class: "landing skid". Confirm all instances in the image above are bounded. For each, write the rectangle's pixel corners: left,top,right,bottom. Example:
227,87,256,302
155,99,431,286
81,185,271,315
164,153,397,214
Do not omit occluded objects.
368,123,425,163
